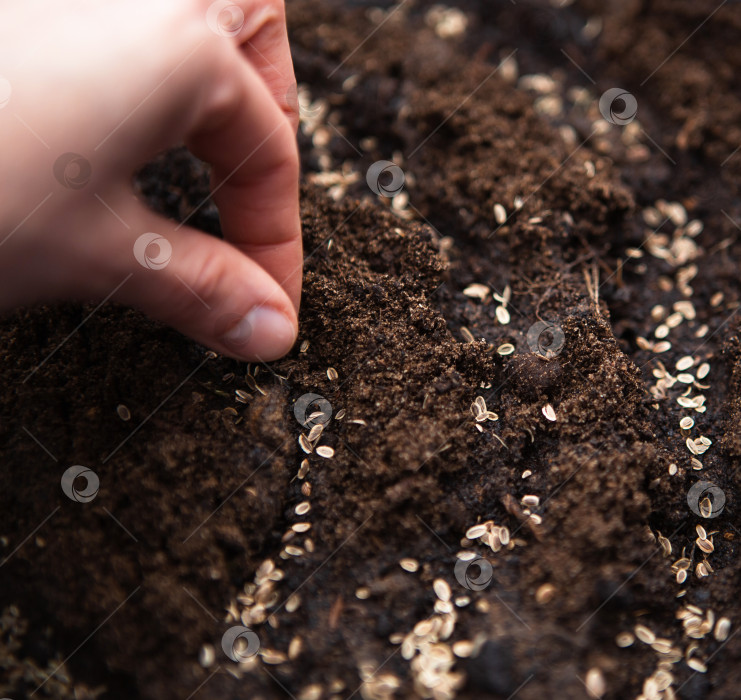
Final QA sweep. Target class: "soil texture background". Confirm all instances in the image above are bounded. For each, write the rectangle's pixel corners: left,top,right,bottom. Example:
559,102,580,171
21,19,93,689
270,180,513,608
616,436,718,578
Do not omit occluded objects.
2,1,741,699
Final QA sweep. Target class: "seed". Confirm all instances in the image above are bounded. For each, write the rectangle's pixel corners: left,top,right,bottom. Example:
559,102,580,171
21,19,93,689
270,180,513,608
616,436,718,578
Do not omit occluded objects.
199,644,215,668
316,445,334,458
461,326,475,343
711,292,724,307
299,340,309,352
297,460,310,480
286,595,301,613
677,569,687,584
696,537,714,554
714,617,731,642
453,640,475,658
699,497,714,518
655,324,670,339
307,424,324,443
116,404,131,421
295,501,311,515
585,668,606,699
465,524,487,540
522,469,532,479
284,545,303,557
696,524,707,539
652,640,674,654
687,658,707,673
300,482,312,498
522,495,540,508
433,578,451,602
685,220,704,237
696,562,709,578
669,463,678,475
535,583,556,604
643,207,663,226
616,632,635,647
463,283,490,300
654,341,672,353
299,434,313,453
542,404,557,421
496,305,511,325
693,363,709,380
327,367,338,381
674,300,697,319
497,343,515,356
288,636,303,660
355,587,370,600
676,356,695,371
292,522,311,533
494,203,507,225
680,417,695,430
399,558,419,573
455,595,471,608
664,201,687,226
634,625,656,644
457,550,477,561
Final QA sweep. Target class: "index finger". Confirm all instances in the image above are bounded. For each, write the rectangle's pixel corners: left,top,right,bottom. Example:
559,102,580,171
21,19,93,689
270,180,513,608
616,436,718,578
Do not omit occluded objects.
205,0,298,130
186,54,302,310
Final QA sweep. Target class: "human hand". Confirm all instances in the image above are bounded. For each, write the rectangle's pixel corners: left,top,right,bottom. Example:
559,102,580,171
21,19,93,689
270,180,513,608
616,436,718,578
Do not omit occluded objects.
0,0,301,361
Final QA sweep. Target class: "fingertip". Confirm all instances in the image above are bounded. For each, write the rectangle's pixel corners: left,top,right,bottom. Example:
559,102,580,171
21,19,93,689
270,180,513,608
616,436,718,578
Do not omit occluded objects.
215,305,297,361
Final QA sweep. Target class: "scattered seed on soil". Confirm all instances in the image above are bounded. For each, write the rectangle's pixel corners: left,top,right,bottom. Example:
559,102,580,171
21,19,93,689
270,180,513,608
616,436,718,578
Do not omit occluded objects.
616,632,635,648
399,558,419,573
494,203,507,224
316,445,334,458
463,283,490,300
585,668,606,699
116,404,131,421
496,305,511,325
715,617,731,642
634,625,656,644
497,343,515,356
327,367,338,381
433,579,451,602
295,502,311,516
535,583,556,604
542,404,557,421
299,434,313,453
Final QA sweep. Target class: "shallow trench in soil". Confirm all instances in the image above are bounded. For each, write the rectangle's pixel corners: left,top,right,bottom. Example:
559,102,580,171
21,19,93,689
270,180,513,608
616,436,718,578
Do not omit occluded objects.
3,1,741,699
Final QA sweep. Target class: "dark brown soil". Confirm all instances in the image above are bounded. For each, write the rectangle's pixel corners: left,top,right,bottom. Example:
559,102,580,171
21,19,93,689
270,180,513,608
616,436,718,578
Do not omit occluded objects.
2,1,741,699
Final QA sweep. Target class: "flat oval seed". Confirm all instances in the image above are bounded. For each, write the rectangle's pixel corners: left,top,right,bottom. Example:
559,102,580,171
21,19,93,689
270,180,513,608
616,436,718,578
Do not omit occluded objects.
676,356,694,371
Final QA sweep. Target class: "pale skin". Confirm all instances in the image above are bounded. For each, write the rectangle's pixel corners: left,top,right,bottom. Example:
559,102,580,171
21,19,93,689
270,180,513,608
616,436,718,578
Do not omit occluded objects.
0,0,302,361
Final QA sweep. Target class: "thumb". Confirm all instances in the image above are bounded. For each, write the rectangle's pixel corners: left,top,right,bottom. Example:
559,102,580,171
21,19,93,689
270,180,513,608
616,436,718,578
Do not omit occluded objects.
115,202,298,361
